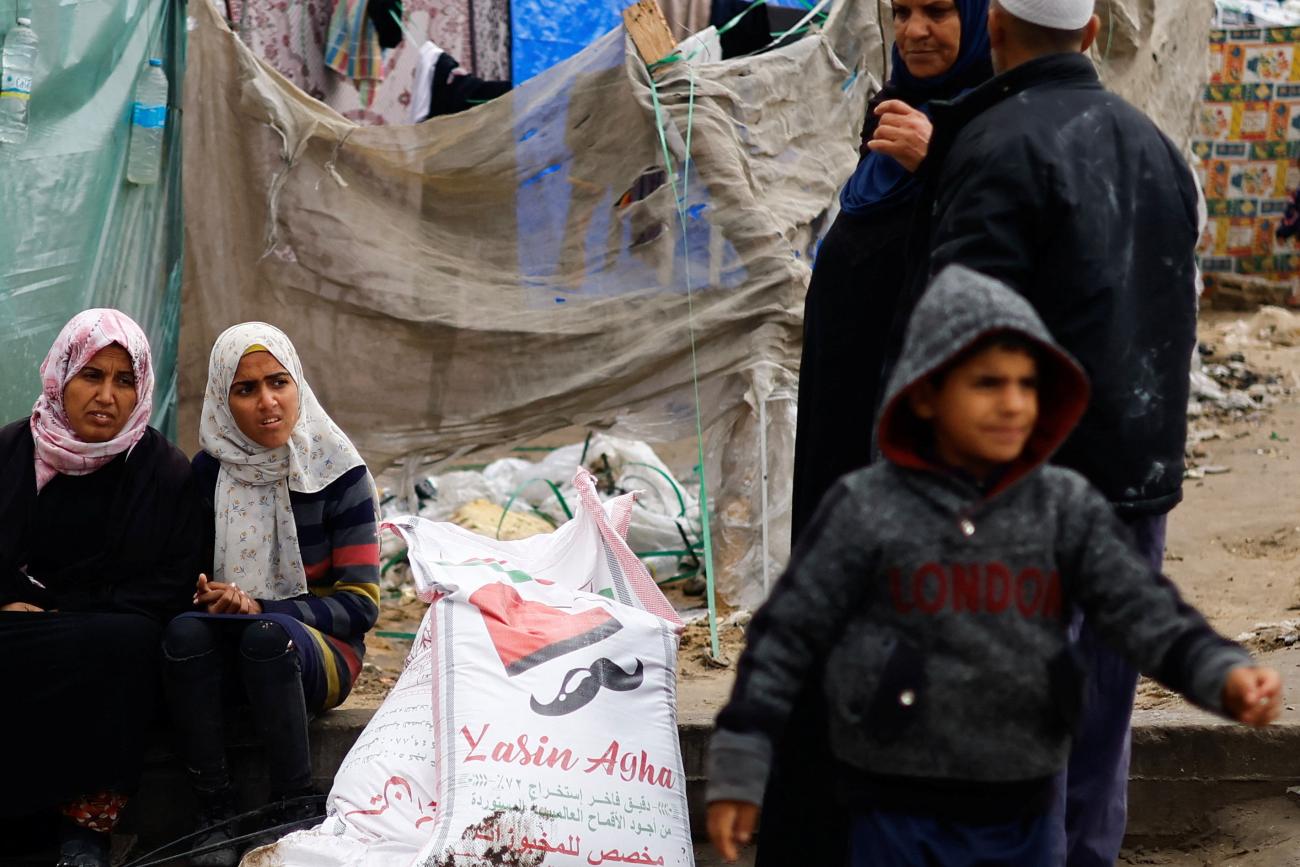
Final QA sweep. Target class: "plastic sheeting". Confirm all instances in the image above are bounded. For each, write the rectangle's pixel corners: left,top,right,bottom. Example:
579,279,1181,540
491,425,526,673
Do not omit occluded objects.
511,0,631,85
181,0,883,607
0,0,185,436
511,0,710,84
1091,0,1213,147
0,0,185,434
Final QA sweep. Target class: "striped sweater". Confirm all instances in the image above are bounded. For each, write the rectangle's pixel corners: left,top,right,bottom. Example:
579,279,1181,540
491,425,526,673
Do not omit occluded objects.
193,452,381,704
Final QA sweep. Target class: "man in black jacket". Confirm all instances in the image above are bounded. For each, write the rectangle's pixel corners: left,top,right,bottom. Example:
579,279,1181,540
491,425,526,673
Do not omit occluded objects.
905,0,1201,864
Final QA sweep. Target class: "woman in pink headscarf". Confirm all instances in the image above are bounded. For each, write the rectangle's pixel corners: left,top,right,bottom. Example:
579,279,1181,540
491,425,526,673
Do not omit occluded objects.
0,310,201,867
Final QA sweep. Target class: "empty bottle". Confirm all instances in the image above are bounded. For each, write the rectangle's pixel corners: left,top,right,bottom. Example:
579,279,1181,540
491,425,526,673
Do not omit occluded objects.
0,17,38,146
126,58,168,185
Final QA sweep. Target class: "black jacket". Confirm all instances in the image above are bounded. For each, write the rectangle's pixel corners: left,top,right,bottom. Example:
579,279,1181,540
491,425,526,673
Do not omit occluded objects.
0,419,200,621
905,52,1199,516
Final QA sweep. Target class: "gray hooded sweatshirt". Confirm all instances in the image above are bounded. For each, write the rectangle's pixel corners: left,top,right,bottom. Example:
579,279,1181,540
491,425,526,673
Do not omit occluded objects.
707,266,1251,815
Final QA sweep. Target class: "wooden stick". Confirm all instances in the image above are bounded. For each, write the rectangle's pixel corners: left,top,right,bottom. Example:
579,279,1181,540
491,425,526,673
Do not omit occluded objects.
623,0,678,70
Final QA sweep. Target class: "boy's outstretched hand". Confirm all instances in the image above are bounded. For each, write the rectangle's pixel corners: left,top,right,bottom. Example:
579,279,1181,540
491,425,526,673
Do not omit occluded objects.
708,800,760,863
1222,666,1283,726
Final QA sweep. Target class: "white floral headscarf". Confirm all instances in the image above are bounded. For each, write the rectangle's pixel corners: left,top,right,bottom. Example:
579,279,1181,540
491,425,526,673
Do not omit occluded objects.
31,309,154,492
199,322,365,600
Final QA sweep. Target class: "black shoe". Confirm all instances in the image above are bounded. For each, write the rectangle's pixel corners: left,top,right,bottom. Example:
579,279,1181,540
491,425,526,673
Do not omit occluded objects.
55,819,110,867
188,787,241,867
260,787,326,838
238,787,327,855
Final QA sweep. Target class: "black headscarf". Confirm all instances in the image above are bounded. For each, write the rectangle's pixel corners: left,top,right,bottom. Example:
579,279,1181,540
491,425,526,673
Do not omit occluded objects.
840,0,994,216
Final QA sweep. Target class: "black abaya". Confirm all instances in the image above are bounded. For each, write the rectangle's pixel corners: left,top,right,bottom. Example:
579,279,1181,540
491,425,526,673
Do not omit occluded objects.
761,198,917,867
790,199,914,544
0,419,200,817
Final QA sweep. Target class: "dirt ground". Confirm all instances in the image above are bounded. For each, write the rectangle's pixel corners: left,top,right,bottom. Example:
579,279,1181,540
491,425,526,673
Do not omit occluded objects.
1120,309,1300,864
1159,311,1300,640
1120,797,1300,866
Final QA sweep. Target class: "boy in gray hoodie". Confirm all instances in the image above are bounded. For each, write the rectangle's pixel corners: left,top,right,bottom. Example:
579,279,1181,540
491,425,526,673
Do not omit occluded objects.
706,265,1281,865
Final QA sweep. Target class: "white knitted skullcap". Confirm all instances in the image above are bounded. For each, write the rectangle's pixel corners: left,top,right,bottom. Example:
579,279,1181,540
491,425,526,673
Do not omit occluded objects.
997,0,1095,30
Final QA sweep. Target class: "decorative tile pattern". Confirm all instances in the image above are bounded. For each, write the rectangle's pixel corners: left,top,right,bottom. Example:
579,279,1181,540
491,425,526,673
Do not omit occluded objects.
1197,27,1300,288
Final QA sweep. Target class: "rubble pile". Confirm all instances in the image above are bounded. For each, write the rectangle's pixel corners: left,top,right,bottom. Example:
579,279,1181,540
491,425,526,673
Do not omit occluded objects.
1188,352,1289,420
1185,308,1300,478
1233,620,1300,654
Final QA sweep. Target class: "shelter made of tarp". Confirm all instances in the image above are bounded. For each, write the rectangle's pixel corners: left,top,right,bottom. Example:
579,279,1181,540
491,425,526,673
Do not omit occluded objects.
181,0,883,607
0,0,185,436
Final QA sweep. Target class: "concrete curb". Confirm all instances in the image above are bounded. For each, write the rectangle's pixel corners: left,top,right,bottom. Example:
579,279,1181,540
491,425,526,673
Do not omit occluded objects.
18,652,1300,859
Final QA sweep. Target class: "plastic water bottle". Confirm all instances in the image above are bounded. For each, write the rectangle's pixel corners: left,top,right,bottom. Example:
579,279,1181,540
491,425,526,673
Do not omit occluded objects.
126,58,168,185
0,18,39,145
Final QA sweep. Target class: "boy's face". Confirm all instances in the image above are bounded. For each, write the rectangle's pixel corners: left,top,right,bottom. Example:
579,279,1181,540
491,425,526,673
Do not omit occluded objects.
908,345,1039,479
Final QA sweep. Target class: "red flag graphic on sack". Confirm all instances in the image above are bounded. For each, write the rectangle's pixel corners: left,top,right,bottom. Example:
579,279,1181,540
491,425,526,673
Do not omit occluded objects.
469,582,623,677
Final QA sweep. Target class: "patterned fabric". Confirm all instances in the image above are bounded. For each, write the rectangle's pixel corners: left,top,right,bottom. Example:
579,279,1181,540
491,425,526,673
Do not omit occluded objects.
198,322,367,601
1279,183,1300,239
225,0,504,126
62,790,128,833
325,0,385,107
1195,26,1300,292
190,459,381,709
30,309,154,493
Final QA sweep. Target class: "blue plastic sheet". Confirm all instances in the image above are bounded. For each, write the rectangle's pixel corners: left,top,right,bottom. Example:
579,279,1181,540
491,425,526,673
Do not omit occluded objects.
0,0,184,436
510,0,632,84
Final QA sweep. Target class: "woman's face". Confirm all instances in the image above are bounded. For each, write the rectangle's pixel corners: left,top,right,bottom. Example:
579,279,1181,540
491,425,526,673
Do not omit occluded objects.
63,344,138,443
893,0,963,79
228,350,300,449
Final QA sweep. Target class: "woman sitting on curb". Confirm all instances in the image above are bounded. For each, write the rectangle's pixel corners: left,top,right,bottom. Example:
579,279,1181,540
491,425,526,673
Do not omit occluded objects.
0,310,200,867
163,322,380,865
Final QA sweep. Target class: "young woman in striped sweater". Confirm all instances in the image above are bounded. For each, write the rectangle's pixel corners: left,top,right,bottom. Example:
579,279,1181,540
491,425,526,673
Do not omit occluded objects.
162,323,380,865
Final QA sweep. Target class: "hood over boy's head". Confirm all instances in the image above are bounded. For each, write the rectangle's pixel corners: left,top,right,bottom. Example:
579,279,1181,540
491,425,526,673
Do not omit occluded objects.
877,266,1090,492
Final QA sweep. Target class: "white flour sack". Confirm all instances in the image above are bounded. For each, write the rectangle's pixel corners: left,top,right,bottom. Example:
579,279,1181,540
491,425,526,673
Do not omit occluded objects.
397,469,692,867
242,469,689,867
240,608,443,867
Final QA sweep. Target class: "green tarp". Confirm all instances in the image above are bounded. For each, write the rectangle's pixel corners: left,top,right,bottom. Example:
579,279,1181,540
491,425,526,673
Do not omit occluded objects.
0,0,184,436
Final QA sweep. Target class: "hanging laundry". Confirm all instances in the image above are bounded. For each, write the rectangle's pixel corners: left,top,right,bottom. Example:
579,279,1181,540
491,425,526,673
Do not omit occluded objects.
709,0,773,58
408,40,441,123
409,42,512,122
324,0,385,106
366,0,404,50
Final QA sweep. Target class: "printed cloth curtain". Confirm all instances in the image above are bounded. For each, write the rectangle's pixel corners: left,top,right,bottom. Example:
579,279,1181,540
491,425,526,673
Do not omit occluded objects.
226,0,510,125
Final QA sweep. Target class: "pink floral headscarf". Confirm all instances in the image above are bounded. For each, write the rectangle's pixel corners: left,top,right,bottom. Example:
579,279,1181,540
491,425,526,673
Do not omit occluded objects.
30,309,154,492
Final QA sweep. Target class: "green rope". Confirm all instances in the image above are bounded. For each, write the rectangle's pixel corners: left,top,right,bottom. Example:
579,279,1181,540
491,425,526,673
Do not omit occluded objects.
716,0,768,35
375,630,417,640
381,549,408,576
622,462,689,517
648,52,685,71
496,478,573,539
655,567,701,586
388,7,420,47
646,63,722,662
734,0,833,59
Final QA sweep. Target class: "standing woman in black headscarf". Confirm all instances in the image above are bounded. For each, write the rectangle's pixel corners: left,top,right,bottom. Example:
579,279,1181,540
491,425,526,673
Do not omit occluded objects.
764,3,992,864
790,0,993,545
